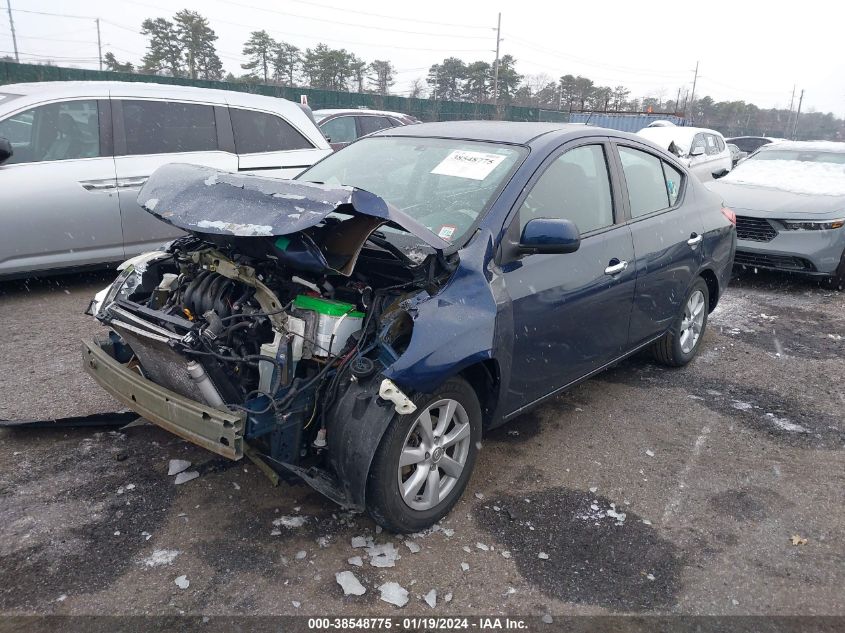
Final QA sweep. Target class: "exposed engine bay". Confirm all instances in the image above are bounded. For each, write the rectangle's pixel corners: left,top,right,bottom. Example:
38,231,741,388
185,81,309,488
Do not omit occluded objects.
85,164,458,506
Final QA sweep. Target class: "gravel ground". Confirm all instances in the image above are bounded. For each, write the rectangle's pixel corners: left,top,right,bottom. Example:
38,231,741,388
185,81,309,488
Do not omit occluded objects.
0,268,843,616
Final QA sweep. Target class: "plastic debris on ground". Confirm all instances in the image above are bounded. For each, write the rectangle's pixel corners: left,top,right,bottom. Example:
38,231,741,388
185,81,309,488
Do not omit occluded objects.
378,582,409,607
167,459,191,476
645,449,655,457
538,552,549,560
460,562,469,571
423,589,437,608
174,471,199,485
174,575,189,589
336,571,366,596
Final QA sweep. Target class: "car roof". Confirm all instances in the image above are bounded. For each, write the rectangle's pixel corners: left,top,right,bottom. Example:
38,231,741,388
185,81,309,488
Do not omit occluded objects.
0,81,330,148
1,80,302,113
756,140,845,153
314,108,413,118
369,120,621,145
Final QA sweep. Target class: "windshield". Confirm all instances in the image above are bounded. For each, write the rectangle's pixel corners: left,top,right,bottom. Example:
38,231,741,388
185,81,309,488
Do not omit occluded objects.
750,149,845,164
298,136,527,244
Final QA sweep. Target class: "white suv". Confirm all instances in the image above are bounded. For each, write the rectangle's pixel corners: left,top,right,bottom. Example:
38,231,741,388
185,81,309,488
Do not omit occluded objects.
637,123,732,182
0,81,332,278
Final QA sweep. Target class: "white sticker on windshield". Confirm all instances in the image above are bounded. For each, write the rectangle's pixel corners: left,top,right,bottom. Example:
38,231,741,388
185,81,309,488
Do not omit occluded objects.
430,150,507,181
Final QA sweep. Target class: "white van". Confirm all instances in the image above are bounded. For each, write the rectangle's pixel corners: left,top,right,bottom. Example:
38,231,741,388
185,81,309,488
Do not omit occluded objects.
637,123,733,182
0,81,332,278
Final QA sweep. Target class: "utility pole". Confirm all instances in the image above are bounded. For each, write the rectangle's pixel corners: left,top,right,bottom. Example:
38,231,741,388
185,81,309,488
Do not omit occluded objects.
492,12,501,113
792,89,804,140
786,85,795,133
687,60,699,121
96,18,102,71
6,0,19,62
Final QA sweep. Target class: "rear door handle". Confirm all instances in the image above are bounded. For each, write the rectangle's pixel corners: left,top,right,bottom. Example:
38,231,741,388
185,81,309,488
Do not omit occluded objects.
604,260,628,275
687,233,703,246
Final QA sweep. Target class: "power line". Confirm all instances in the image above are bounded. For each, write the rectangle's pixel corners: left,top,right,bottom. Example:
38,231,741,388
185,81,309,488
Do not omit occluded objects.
286,0,490,30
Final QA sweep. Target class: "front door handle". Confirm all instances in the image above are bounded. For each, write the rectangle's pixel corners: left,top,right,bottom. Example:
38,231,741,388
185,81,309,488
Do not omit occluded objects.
687,233,703,246
604,260,628,275
116,177,148,189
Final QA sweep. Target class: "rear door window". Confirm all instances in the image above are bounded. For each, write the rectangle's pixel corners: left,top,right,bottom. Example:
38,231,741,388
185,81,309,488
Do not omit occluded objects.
358,116,393,136
619,146,671,217
230,108,313,153
122,100,217,155
0,100,100,164
320,116,357,144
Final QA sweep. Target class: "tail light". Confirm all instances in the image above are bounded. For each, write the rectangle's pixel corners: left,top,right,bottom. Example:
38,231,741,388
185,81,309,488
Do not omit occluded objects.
721,206,736,226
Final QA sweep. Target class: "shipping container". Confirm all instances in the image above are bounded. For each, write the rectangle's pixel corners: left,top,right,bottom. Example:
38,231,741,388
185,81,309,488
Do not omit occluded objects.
568,113,688,132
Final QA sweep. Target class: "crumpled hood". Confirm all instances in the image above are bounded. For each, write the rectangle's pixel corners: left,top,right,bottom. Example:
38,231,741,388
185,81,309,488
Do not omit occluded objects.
707,180,845,217
137,163,449,250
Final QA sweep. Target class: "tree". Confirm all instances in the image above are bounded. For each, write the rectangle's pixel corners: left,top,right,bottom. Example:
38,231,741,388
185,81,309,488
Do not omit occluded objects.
408,77,425,99
272,42,300,86
241,30,276,83
349,54,367,93
367,60,396,95
463,61,490,103
140,17,182,76
573,75,594,110
558,75,578,111
611,85,630,110
173,10,222,80
494,54,522,103
103,52,135,73
302,44,355,90
427,57,466,101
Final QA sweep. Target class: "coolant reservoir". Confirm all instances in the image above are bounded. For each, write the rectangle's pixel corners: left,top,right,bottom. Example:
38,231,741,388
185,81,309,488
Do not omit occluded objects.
293,295,364,357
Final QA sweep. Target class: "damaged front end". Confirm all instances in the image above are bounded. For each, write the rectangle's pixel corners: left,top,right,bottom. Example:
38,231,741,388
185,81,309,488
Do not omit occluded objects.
84,163,458,509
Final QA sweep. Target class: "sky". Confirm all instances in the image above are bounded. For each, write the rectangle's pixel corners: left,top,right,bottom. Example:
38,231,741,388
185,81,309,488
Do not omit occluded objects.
1,0,843,116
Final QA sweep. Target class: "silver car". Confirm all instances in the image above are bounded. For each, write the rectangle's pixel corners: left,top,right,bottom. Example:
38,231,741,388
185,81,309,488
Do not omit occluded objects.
707,141,845,286
0,81,332,278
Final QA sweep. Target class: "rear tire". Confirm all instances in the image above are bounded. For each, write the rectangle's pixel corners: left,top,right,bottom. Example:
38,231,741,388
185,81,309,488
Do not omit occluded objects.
365,377,482,533
653,278,710,367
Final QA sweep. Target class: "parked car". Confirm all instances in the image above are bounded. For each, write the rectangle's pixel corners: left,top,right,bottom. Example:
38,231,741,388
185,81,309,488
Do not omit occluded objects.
83,122,735,532
637,124,733,181
313,108,419,150
726,135,783,155
707,141,845,286
727,143,747,166
0,81,332,278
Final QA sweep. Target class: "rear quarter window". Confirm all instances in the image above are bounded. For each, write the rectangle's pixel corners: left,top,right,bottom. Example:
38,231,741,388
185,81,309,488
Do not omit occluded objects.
230,108,313,153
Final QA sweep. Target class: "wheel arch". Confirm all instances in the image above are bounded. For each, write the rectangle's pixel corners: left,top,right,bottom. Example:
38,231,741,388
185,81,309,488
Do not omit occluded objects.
458,358,502,429
699,267,720,313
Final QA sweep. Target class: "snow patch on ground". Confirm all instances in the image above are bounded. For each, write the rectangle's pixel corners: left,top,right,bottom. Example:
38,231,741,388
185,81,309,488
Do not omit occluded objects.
142,549,179,567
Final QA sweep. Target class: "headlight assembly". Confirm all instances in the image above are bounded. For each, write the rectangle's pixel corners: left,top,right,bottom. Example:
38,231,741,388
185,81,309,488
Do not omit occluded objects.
780,219,844,231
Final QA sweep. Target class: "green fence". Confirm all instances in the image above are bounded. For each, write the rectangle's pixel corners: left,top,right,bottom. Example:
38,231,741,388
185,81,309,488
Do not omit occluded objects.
0,61,569,124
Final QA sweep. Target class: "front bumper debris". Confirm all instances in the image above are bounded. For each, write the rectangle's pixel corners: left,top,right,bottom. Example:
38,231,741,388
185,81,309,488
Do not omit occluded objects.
82,338,245,459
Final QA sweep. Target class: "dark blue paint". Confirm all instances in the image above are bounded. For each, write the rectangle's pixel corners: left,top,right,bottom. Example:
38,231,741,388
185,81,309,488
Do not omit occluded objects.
519,218,581,253
373,124,735,428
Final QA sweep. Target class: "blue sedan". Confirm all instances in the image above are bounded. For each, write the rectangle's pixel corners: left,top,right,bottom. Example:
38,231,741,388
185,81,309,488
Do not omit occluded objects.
85,122,736,532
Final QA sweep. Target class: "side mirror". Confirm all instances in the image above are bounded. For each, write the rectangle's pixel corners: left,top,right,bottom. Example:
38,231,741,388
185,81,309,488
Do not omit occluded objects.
711,168,729,179
519,218,580,254
0,137,12,165
689,146,705,157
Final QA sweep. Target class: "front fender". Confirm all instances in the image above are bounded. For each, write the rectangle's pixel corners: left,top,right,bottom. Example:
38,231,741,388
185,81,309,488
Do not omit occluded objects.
383,230,501,394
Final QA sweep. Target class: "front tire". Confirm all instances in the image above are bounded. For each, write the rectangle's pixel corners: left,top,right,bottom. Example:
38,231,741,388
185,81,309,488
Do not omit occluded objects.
365,377,482,533
653,277,710,367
